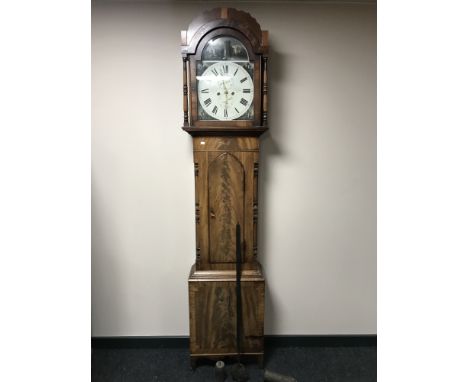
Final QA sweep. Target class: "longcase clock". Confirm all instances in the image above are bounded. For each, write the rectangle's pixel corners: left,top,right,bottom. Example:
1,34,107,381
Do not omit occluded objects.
180,7,269,368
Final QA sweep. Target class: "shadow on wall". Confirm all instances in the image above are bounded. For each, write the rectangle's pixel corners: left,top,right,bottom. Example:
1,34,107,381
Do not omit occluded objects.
257,40,286,335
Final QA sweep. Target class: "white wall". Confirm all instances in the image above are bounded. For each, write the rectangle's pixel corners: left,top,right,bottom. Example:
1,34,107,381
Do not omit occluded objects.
92,1,376,336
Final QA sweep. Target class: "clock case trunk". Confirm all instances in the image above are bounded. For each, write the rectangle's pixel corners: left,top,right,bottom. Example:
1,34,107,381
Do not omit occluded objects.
181,8,269,368
188,136,265,367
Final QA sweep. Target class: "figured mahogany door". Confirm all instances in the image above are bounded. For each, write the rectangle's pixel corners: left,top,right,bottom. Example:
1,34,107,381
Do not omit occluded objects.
208,153,245,263
193,137,259,268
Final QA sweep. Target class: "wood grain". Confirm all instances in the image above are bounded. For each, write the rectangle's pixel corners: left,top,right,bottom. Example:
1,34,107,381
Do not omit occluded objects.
193,137,259,152
189,278,265,354
183,126,268,137
192,139,260,269
208,152,245,263
182,8,268,366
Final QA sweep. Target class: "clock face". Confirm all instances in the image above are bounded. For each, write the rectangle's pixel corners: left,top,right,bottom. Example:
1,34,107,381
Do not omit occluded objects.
197,61,254,121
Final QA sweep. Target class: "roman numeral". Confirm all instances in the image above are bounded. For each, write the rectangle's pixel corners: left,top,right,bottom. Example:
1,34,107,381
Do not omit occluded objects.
234,68,239,76
240,77,248,83
243,89,251,93
240,98,248,106
224,109,228,118
212,105,218,115
204,98,212,106
223,65,229,74
235,107,240,113
211,68,218,76
201,88,209,93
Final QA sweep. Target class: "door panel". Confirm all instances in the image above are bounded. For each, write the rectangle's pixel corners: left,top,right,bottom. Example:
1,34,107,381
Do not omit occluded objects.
208,153,245,263
189,280,265,354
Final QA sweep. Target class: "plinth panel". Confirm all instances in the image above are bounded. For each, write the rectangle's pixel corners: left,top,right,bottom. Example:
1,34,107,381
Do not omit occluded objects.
188,277,264,357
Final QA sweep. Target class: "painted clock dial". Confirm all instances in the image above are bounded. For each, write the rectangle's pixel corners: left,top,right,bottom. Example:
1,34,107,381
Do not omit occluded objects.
197,61,254,121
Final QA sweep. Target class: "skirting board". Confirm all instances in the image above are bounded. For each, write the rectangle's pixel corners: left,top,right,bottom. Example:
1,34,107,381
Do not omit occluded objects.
91,335,376,349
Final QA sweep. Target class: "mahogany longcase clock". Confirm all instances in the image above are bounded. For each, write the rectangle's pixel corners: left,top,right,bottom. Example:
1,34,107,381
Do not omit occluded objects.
181,7,269,368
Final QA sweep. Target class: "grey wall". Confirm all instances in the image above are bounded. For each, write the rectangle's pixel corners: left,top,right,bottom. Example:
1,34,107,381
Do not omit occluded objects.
92,1,376,336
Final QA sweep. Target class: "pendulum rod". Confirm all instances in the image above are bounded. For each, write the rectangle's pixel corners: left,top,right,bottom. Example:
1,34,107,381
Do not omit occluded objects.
231,223,248,382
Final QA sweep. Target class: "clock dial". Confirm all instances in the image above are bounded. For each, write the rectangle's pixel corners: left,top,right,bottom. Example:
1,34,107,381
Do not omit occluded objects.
197,61,254,121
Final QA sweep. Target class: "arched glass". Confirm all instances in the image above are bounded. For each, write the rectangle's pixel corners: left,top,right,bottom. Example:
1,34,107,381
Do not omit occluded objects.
201,36,249,62
197,36,254,121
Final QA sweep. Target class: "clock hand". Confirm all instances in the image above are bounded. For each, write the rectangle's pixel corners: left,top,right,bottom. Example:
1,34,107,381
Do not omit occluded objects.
222,80,229,107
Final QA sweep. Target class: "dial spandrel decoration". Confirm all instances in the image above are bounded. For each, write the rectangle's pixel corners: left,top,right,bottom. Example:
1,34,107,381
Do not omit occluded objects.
197,36,254,121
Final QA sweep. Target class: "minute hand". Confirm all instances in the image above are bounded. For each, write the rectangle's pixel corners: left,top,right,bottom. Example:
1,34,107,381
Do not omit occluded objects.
222,80,229,106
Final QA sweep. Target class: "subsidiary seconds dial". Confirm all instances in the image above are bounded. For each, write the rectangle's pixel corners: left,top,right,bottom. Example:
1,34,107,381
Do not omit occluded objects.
197,61,254,121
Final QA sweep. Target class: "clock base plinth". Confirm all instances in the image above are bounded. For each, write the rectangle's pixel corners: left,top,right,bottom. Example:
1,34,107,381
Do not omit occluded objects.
188,263,265,369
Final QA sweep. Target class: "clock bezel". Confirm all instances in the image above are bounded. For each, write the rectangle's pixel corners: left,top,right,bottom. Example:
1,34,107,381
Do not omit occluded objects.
197,61,255,121
189,28,262,128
